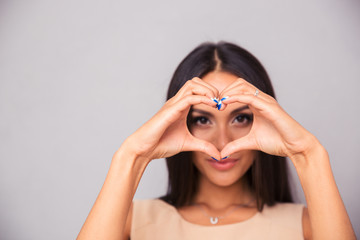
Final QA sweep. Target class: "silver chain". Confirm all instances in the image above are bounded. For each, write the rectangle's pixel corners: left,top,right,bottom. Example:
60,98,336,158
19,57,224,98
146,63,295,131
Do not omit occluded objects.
195,198,255,225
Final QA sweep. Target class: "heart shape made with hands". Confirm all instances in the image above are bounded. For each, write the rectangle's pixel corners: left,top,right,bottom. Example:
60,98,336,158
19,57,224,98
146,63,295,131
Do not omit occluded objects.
185,96,253,161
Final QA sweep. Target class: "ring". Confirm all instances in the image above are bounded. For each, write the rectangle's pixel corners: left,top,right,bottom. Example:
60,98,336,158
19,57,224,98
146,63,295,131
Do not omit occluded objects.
254,89,259,97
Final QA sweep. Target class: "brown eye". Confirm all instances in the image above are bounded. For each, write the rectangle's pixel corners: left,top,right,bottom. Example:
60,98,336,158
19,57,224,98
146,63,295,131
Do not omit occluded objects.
233,114,253,124
192,116,210,125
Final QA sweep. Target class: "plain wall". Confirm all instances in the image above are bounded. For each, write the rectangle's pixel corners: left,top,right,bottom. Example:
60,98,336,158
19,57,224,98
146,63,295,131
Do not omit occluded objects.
0,0,359,239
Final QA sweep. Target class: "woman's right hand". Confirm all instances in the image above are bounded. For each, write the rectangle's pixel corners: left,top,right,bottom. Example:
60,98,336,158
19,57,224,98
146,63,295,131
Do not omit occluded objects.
79,79,221,240
122,77,221,162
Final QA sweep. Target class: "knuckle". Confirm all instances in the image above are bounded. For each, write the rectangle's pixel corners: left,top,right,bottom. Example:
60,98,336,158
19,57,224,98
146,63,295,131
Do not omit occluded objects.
229,143,237,153
183,95,194,104
184,80,192,86
166,96,175,105
236,78,246,84
236,82,246,89
201,142,207,152
186,80,195,88
249,96,255,105
269,96,277,103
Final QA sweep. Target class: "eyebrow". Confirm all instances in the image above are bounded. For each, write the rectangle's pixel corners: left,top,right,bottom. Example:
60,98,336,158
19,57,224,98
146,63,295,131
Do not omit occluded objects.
191,106,249,116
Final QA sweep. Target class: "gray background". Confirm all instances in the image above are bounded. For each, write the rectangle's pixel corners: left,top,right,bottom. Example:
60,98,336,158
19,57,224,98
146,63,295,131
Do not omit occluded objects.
0,0,359,239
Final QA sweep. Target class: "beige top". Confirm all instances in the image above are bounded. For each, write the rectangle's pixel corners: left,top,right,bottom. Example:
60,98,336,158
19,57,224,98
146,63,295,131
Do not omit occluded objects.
131,199,304,240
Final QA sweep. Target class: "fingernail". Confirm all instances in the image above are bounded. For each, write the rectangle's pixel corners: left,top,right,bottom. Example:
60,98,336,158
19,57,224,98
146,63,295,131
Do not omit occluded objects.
211,97,221,109
220,96,229,101
211,97,219,103
211,156,220,161
222,156,229,160
211,97,227,110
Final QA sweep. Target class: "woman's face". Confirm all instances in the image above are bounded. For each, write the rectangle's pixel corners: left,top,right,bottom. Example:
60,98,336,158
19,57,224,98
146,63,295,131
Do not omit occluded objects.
189,71,256,187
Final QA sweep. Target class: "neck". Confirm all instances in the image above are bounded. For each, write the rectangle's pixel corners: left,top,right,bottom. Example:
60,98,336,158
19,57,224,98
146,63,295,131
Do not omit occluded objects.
192,175,254,211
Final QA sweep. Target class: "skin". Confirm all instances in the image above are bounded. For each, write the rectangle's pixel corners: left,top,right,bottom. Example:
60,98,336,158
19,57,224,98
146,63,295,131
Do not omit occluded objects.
178,72,259,225
77,72,356,240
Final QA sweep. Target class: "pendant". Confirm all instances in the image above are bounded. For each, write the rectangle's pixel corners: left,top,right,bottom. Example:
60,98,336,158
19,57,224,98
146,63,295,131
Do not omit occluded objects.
210,217,218,224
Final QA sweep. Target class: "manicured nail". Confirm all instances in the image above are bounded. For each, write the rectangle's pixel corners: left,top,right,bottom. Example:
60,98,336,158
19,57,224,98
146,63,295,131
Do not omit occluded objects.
220,96,229,101
211,97,219,103
211,97,220,109
222,156,229,160
211,156,220,161
211,97,228,111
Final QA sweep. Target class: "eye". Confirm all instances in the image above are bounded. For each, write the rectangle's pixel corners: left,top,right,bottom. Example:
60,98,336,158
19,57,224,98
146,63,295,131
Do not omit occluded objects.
233,114,253,125
191,116,210,126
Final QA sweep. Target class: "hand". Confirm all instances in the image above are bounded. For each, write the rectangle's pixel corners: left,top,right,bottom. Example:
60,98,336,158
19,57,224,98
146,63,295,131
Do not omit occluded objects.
123,78,222,161
219,78,317,159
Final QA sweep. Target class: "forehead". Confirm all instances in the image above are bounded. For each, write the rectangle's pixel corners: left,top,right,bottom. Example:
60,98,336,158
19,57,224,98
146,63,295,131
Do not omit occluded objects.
202,71,238,93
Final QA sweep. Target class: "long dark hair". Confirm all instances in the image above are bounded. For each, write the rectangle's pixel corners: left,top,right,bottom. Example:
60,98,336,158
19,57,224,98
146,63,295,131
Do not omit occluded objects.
160,42,294,211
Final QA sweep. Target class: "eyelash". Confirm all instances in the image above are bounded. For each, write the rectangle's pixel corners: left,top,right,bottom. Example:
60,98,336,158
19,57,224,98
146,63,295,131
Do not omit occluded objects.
191,116,210,125
233,114,253,124
190,114,253,126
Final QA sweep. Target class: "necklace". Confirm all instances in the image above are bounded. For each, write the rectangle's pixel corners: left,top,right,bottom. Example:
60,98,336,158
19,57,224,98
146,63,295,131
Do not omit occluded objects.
195,198,255,225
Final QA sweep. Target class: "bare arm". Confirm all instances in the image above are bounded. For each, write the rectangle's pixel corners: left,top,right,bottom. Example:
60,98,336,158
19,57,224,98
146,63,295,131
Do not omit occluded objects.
291,140,356,240
77,144,149,240
220,78,356,239
77,78,220,239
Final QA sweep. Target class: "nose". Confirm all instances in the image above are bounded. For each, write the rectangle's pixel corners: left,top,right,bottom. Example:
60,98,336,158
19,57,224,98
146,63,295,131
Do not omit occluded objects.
213,126,232,152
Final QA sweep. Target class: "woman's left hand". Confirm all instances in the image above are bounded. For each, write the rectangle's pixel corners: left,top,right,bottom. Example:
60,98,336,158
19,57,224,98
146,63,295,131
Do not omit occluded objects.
219,78,318,159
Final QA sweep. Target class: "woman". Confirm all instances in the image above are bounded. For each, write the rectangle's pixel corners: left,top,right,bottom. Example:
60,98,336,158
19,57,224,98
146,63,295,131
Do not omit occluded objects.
77,42,355,239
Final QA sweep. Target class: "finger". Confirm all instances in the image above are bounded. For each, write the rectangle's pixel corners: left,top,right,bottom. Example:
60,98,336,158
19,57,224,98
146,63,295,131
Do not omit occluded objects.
191,77,220,97
183,136,221,160
221,94,272,114
221,78,256,93
176,94,217,112
174,78,217,101
160,95,217,127
220,78,274,102
144,95,216,141
220,135,258,158
219,102,228,111
216,96,229,111
219,77,247,95
222,95,284,125
222,83,269,102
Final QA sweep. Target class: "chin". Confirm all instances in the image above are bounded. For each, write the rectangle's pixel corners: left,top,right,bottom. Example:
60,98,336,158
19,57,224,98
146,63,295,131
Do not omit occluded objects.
206,171,246,187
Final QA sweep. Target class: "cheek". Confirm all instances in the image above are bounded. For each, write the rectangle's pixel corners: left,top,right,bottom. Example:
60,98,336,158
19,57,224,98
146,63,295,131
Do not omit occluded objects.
231,123,253,138
192,151,205,170
190,127,216,141
241,151,256,172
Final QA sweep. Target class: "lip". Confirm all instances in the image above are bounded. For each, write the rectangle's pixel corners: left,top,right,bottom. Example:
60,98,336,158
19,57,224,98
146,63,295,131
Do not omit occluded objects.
207,158,239,171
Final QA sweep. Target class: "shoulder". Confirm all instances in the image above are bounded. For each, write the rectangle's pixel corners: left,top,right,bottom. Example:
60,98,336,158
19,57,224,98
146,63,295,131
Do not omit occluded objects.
262,202,305,217
133,198,171,209
133,199,174,216
125,199,169,240
131,199,176,230
129,199,182,239
263,203,312,239
260,202,306,238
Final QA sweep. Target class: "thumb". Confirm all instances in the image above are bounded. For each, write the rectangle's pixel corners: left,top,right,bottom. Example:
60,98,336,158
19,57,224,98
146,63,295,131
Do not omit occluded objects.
183,136,221,160
220,135,258,158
